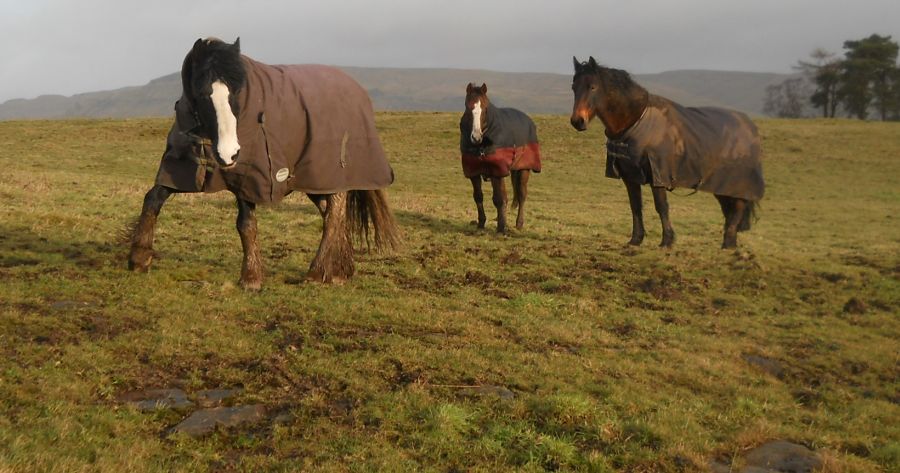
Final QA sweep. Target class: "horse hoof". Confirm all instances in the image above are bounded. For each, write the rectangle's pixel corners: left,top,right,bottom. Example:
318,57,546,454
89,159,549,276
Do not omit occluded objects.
127,250,153,272
305,270,351,284
627,239,643,247
240,279,262,291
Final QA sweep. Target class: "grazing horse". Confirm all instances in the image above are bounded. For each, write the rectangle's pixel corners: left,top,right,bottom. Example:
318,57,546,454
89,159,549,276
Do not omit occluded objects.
460,83,541,233
570,57,764,249
128,38,398,287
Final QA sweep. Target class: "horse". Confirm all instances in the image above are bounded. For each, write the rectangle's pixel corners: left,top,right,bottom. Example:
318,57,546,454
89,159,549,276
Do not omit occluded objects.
460,83,541,233
570,57,765,249
128,38,398,288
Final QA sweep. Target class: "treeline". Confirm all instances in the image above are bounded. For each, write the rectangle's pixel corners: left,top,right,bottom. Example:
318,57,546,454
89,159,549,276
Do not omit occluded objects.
765,34,900,120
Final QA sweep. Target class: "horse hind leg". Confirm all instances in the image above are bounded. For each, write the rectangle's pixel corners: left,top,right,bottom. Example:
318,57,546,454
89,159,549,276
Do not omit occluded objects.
720,196,747,249
512,170,530,230
307,193,328,217
470,177,486,229
738,200,755,232
307,191,354,283
128,185,172,272
651,186,675,248
490,177,508,234
236,198,263,290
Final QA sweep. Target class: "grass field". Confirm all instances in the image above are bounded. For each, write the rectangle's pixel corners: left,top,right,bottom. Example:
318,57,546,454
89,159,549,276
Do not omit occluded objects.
0,114,898,472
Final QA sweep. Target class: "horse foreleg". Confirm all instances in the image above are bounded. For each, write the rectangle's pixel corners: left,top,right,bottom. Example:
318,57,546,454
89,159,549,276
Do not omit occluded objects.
490,177,508,234
236,198,263,290
722,197,747,249
307,191,354,283
623,180,644,245
513,170,530,230
470,177,486,229
651,186,675,248
128,185,172,272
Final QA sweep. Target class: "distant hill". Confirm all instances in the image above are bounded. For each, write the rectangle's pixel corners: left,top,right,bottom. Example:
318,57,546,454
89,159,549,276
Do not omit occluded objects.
0,66,791,120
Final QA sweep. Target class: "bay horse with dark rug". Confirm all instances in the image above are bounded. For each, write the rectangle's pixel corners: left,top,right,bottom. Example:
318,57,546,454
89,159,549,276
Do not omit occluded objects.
460,83,541,233
570,57,764,248
128,38,398,288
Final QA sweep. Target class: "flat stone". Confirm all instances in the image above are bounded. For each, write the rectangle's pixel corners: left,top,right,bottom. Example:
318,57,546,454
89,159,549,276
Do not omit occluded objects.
194,388,244,407
710,440,822,473
50,300,93,310
462,385,515,400
742,354,784,378
119,388,193,412
169,405,266,437
744,440,822,472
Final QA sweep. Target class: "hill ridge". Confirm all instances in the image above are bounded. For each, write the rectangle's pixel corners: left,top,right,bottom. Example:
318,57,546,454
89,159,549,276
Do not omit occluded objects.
0,67,791,120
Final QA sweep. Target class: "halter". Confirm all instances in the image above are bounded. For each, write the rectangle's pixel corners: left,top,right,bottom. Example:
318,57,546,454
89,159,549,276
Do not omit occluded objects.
176,99,219,171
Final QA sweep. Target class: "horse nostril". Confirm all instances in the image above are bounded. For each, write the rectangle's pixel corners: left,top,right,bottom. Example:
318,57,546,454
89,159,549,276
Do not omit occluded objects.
570,116,585,130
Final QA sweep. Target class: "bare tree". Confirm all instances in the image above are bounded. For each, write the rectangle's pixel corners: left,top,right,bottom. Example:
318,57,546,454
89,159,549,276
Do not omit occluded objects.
763,77,808,118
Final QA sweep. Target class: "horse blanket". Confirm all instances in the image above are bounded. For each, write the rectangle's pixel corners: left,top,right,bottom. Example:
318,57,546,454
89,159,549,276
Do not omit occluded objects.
605,95,764,201
460,105,541,179
155,57,394,203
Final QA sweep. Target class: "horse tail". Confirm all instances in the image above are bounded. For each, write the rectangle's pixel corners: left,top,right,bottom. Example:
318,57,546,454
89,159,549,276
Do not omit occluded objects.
738,200,758,232
347,189,400,251
510,171,522,210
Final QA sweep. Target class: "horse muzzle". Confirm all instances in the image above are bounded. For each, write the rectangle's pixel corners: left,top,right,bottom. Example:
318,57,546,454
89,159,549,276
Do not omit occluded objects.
570,115,588,131
217,150,239,169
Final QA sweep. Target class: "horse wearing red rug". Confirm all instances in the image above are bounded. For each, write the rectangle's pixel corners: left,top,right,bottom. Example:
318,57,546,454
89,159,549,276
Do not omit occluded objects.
460,83,541,233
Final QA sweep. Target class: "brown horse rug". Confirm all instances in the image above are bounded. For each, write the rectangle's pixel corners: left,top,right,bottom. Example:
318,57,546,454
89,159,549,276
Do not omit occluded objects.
155,58,393,203
461,106,541,179
605,95,764,201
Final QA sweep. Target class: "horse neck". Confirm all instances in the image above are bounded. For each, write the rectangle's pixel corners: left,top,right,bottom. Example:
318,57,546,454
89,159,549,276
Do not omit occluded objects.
598,86,648,139
482,101,496,131
234,56,254,122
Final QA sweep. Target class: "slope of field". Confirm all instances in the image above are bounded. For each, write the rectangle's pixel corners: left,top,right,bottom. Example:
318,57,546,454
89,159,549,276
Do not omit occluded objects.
0,67,790,120
0,116,897,472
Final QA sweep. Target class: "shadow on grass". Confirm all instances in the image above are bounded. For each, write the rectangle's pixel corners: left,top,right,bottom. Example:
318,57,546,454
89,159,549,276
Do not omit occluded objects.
0,224,124,271
394,208,487,236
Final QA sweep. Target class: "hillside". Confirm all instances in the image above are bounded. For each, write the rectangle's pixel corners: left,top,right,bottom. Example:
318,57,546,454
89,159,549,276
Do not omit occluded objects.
0,67,790,120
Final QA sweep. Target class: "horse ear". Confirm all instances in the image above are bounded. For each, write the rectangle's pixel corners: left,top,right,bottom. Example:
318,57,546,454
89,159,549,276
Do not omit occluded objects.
588,56,598,68
480,83,487,94
466,83,473,93
573,56,581,72
232,37,241,52
192,38,203,53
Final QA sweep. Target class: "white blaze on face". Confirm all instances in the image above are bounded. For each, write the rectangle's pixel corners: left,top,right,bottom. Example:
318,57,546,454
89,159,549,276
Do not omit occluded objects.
470,100,483,144
210,80,240,166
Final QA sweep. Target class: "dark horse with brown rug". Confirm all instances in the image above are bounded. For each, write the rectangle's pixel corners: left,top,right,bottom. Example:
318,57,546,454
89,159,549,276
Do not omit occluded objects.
128,38,398,288
571,57,764,248
460,83,541,233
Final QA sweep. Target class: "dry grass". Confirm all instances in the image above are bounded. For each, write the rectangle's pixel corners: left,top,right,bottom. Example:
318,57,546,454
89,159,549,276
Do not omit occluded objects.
0,115,897,472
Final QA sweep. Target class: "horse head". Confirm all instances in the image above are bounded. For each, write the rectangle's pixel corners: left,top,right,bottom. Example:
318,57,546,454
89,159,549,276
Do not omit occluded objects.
464,83,490,145
570,56,648,137
181,37,246,168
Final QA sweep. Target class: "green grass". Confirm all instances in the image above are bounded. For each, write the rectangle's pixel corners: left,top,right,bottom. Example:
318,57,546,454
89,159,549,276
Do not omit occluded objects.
0,114,898,472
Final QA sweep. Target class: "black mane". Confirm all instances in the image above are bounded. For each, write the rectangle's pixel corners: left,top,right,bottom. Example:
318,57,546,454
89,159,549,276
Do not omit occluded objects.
183,38,247,100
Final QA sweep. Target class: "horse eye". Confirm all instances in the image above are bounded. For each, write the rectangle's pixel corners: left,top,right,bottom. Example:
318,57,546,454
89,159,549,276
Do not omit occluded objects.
590,85,597,91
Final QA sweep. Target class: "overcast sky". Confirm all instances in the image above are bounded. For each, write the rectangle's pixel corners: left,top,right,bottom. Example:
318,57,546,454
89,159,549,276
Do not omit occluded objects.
1,0,897,103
